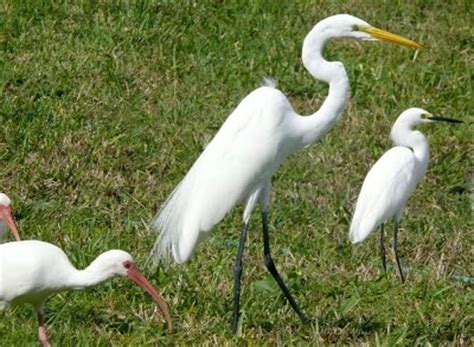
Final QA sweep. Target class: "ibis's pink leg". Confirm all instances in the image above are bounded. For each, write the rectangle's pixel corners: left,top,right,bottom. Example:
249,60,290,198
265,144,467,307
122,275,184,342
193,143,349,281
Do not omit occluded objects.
36,309,51,347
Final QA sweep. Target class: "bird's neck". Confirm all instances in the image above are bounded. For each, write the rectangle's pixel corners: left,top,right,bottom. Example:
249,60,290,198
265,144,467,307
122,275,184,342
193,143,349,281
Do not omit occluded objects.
391,122,430,171
296,24,350,147
68,258,116,289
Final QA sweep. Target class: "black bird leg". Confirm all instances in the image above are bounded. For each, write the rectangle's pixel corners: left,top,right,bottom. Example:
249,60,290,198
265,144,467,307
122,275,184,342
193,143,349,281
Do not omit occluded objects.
261,211,310,325
231,221,249,334
393,221,405,283
380,223,387,271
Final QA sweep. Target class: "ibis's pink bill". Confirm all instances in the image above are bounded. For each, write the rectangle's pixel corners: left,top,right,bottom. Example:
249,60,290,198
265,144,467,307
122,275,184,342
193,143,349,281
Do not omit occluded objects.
0,202,20,241
125,261,173,332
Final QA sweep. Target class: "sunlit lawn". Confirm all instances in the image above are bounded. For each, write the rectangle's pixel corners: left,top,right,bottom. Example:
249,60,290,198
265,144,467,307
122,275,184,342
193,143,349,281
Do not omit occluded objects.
1,1,472,345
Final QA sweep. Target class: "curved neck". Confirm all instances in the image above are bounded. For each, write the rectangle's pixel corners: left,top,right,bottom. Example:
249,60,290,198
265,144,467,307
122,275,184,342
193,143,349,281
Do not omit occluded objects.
296,23,350,147
67,257,116,289
391,121,430,171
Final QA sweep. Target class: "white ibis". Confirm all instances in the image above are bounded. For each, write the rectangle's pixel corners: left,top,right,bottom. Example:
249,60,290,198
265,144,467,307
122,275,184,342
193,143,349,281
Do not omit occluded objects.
0,240,172,346
349,108,463,281
0,193,21,243
151,14,421,332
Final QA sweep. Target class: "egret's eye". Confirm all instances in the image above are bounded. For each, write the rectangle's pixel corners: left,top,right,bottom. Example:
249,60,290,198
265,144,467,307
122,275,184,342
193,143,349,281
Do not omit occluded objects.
352,24,360,31
123,261,132,269
421,113,431,119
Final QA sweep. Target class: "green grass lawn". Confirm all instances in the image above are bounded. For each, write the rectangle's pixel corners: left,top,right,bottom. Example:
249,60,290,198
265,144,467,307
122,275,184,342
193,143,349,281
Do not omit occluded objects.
1,1,472,345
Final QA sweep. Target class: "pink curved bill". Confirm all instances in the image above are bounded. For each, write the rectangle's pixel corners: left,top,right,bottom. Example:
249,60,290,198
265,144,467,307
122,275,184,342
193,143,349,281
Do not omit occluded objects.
127,264,173,332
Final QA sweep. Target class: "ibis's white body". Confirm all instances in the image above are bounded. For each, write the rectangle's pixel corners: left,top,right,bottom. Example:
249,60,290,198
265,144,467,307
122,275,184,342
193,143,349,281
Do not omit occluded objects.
0,240,172,345
0,241,73,309
349,108,431,243
0,241,132,310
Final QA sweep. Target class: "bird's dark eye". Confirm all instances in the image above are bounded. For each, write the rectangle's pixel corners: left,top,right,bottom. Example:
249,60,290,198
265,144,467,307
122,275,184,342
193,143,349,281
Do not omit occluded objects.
123,261,132,269
352,24,360,31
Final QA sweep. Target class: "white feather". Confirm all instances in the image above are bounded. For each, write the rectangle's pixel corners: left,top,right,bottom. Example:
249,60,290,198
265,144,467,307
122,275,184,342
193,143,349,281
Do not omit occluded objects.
152,87,298,263
349,147,418,243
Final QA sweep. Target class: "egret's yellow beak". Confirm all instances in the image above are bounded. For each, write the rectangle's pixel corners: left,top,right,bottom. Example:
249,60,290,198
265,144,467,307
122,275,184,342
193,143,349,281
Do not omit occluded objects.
362,26,422,49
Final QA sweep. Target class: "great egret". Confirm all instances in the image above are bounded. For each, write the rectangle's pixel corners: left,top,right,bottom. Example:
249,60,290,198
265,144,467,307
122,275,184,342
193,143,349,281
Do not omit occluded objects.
349,108,462,282
0,193,21,243
151,14,421,332
0,241,172,346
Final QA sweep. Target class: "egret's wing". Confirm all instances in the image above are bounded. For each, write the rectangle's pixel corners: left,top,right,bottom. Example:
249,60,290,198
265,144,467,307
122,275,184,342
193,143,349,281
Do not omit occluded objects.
349,146,418,243
152,87,291,263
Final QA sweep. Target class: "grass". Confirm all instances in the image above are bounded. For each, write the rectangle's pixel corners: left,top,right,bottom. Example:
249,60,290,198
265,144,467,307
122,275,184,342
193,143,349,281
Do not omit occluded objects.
1,0,472,345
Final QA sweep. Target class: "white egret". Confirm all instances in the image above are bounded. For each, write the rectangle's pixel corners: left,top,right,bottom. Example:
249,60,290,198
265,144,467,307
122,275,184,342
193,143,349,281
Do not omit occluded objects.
0,193,21,243
151,14,421,332
349,108,462,282
0,241,172,346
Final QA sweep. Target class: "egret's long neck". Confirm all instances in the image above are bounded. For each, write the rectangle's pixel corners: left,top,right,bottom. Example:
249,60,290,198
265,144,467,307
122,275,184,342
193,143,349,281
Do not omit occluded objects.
67,257,116,289
391,121,430,174
295,24,350,147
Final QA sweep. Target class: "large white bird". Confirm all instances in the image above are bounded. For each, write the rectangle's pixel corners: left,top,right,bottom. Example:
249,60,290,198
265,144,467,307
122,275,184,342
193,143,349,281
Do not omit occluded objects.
349,108,462,282
151,14,421,332
0,241,172,346
0,193,21,243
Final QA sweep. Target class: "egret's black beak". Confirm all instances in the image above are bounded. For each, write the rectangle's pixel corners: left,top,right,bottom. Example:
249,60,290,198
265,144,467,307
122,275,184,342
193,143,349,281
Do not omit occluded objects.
428,116,463,124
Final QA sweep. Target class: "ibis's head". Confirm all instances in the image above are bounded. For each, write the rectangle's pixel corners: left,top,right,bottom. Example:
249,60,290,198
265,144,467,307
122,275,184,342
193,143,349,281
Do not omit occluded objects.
317,14,422,49
94,250,173,332
0,193,20,242
396,108,463,128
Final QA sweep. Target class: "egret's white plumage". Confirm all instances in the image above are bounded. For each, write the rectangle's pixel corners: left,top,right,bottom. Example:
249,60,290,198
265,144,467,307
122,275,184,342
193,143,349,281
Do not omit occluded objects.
0,240,172,345
349,147,424,244
152,14,421,263
0,193,20,243
154,87,304,263
349,108,462,281
151,14,421,331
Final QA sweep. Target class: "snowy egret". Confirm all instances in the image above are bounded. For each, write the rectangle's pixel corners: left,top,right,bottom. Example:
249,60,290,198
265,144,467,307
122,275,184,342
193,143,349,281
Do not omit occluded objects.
151,14,421,332
0,241,172,346
349,108,462,282
0,193,20,243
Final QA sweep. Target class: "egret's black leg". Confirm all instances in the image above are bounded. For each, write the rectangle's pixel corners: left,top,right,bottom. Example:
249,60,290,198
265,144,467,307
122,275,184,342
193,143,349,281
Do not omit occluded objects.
393,221,405,283
231,221,249,335
261,211,310,325
380,223,387,271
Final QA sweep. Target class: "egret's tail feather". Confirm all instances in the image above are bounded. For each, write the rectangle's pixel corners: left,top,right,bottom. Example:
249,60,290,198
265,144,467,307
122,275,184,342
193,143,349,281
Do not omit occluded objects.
150,180,186,263
349,213,377,244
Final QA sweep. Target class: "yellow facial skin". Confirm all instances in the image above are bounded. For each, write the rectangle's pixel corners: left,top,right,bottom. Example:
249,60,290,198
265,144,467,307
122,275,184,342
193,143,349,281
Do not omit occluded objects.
421,113,432,119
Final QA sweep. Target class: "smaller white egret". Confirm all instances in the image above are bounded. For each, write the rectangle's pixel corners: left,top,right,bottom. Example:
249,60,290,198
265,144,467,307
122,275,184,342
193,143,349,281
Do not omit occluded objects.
349,108,462,282
0,193,21,243
0,241,172,346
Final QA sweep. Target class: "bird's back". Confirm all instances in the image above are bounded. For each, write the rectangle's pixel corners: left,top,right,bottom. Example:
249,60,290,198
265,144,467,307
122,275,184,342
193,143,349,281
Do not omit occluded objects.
152,86,298,263
349,146,419,243
0,241,75,307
